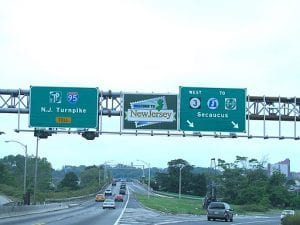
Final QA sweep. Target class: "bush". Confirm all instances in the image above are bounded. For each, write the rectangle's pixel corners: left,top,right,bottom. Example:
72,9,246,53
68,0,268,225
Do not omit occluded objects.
237,204,269,213
282,213,300,225
0,184,22,200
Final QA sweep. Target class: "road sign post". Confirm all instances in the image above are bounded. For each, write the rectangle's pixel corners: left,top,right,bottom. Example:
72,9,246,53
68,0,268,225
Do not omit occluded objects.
29,86,99,128
179,87,246,132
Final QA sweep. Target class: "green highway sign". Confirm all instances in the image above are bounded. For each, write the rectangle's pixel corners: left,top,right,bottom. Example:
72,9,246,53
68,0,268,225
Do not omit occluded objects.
123,93,177,130
179,87,246,132
29,86,99,128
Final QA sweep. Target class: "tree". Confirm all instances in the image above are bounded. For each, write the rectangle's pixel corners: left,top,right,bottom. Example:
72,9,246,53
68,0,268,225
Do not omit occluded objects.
0,162,14,185
36,157,52,191
189,173,207,196
59,172,79,190
167,159,193,194
267,171,289,207
80,165,99,187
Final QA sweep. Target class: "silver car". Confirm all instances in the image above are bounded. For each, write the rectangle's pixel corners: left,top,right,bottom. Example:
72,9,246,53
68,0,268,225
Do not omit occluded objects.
207,202,234,222
102,199,116,209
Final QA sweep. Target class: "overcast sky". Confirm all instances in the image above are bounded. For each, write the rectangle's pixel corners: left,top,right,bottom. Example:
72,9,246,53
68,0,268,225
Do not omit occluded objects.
0,0,300,171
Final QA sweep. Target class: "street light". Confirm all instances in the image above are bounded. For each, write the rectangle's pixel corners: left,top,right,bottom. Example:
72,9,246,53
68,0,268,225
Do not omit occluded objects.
137,160,151,199
178,164,186,199
98,164,102,187
33,137,41,204
4,140,27,198
100,161,113,185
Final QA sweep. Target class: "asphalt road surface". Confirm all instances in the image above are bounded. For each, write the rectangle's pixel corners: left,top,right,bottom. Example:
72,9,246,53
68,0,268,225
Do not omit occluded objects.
0,181,282,225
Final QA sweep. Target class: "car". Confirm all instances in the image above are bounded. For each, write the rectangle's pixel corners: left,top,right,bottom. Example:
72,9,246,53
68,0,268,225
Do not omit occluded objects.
95,194,105,202
114,194,124,202
207,202,234,222
104,189,112,196
280,209,295,222
102,199,115,209
119,188,126,195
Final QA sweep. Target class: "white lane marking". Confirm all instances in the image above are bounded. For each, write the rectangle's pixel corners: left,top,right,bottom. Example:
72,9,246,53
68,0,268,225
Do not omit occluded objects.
231,219,280,224
113,188,130,225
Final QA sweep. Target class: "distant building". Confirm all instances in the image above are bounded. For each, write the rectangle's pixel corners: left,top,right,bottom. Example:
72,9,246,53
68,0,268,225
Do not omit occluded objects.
268,158,291,178
291,172,300,179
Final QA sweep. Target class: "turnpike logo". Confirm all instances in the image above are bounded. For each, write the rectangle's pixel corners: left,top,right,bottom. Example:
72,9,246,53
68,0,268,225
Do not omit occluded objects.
126,96,176,128
49,91,62,104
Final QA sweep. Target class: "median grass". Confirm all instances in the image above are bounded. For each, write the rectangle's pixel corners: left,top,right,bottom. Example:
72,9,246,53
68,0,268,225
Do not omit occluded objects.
134,193,206,215
134,193,283,216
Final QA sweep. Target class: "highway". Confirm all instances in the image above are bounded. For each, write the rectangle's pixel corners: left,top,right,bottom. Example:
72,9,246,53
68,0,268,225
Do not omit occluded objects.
0,181,283,225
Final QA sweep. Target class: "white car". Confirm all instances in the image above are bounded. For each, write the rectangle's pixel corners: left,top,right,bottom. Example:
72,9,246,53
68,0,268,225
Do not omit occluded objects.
102,199,115,209
104,189,112,196
280,210,295,222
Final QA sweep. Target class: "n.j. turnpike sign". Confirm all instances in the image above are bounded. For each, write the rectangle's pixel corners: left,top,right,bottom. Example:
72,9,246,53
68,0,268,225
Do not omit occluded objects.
179,87,246,132
29,86,99,128
122,94,177,130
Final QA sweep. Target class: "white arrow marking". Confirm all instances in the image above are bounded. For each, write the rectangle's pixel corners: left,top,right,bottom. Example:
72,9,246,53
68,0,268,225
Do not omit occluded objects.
187,120,194,128
231,121,239,129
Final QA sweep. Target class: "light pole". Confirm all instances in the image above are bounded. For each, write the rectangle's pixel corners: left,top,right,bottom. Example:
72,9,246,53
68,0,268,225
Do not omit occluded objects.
98,165,102,187
178,164,186,199
33,137,39,204
4,140,27,197
103,161,113,184
137,160,150,199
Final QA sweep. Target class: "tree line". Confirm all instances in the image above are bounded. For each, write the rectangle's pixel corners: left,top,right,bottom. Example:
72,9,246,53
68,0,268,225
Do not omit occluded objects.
1,154,300,209
153,157,300,209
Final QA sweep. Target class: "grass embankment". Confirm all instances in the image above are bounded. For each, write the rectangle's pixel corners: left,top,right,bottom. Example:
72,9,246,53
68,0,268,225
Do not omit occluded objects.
282,213,300,225
134,193,206,215
0,184,21,201
0,183,100,203
134,193,284,216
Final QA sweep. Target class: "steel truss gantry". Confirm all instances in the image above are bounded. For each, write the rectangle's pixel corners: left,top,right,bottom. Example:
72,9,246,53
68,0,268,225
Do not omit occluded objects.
0,89,299,139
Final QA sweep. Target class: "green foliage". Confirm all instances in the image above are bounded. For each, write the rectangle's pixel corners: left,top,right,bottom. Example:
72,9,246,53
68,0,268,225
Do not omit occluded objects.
80,166,99,187
59,172,79,190
290,196,300,208
0,162,15,185
135,193,205,215
189,173,207,196
157,159,203,195
237,204,269,213
0,184,22,200
154,157,300,211
282,213,300,225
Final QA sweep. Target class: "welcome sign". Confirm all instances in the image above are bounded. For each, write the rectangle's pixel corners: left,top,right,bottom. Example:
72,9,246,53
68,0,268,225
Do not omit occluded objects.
122,94,178,130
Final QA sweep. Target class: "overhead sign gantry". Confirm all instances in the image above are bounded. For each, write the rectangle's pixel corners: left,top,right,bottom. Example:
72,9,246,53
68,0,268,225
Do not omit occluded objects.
0,87,299,140
179,87,246,132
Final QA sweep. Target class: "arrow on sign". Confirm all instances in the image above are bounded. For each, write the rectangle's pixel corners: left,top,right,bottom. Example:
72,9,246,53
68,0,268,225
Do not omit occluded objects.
187,120,194,128
231,121,239,129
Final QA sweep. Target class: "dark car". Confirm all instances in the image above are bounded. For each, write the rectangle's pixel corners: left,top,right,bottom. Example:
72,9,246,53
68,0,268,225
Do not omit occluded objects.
207,202,234,222
119,188,126,195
